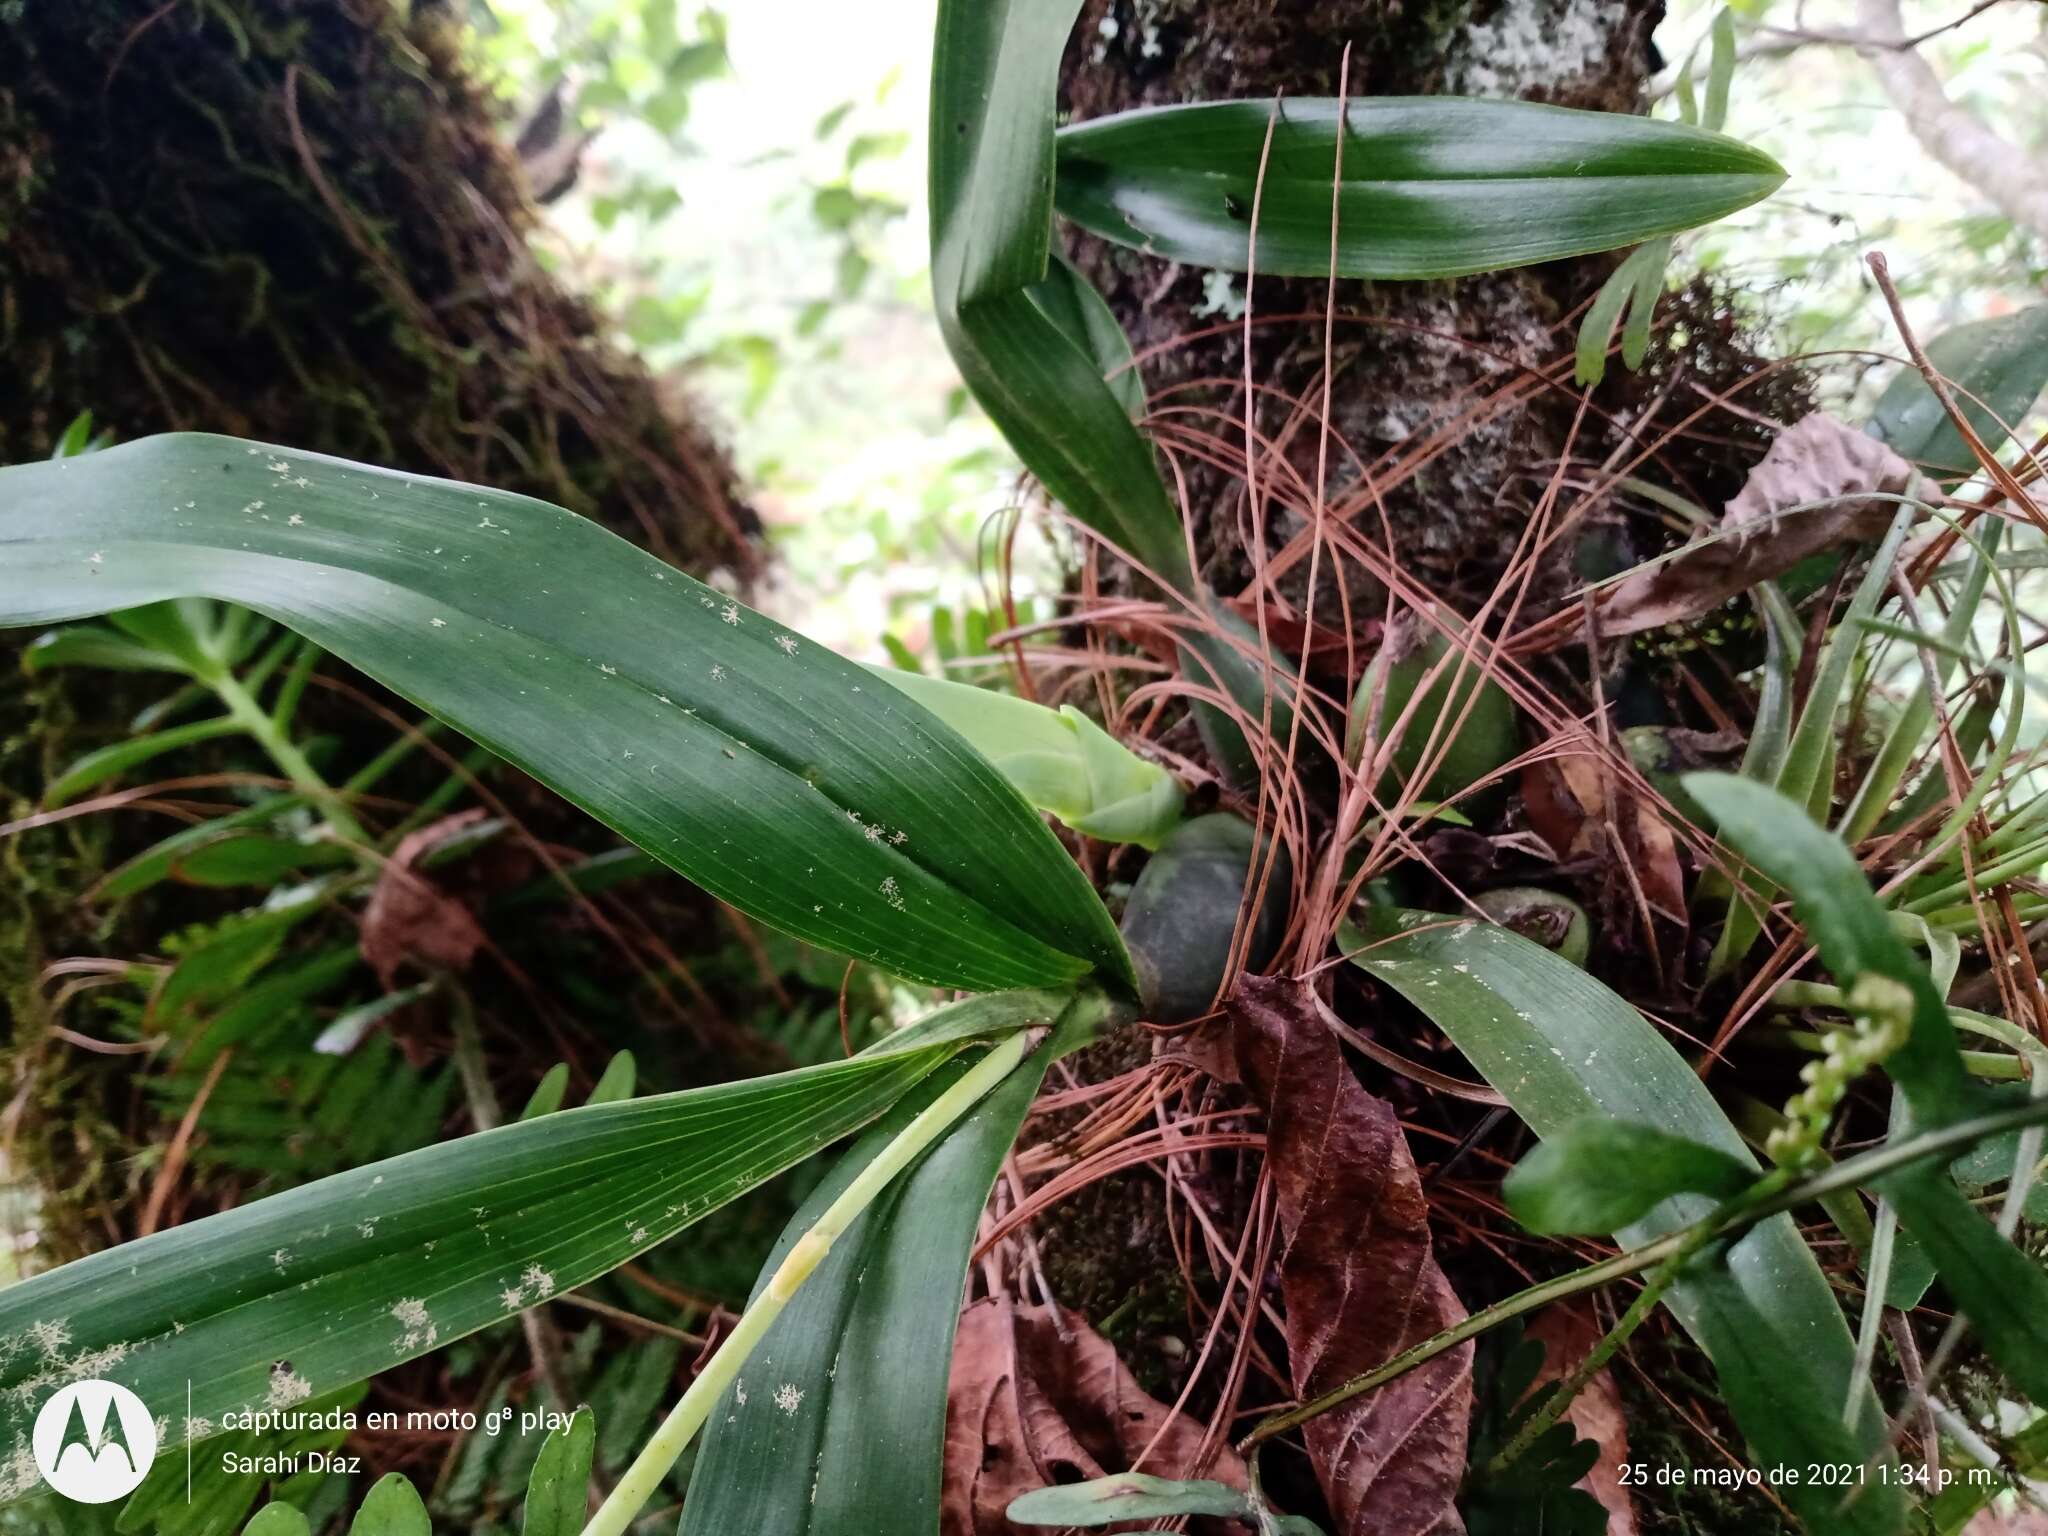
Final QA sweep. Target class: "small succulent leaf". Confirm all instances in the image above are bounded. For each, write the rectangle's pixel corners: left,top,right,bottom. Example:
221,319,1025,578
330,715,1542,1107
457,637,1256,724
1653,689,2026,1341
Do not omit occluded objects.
1006,1472,1254,1525
346,1476,429,1536
521,1406,596,1536
1504,1116,1754,1234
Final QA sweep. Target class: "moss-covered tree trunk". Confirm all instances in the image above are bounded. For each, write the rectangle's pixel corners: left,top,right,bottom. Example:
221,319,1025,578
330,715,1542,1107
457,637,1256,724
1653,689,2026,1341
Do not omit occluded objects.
0,1,762,1251
0,0,751,565
1060,0,1670,595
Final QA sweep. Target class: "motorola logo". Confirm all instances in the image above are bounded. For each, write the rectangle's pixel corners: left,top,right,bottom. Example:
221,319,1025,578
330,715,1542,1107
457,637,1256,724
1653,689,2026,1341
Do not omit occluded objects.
31,1380,158,1503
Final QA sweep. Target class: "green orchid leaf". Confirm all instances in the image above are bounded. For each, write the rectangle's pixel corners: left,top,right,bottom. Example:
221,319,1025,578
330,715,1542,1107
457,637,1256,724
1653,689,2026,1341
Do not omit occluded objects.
1343,910,1901,1536
1882,1166,2048,1405
1504,1117,1754,1235
1868,306,2048,488
0,434,1130,995
928,0,1297,784
1053,98,1786,280
873,666,1182,847
346,1476,427,1536
520,1407,595,1536
1026,252,1147,421
0,993,1056,1505
585,1051,637,1106
517,1064,572,1122
930,0,1190,593
242,1506,311,1536
681,992,1107,1536
1007,1472,1253,1526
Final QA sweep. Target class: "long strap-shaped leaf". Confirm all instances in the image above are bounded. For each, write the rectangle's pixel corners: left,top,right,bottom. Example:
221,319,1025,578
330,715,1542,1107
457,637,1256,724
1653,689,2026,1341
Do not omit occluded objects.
681,1003,1095,1535
1054,98,1787,279
930,0,1188,594
0,435,1129,995
1343,911,1902,1536
929,0,1294,783
0,995,1063,1503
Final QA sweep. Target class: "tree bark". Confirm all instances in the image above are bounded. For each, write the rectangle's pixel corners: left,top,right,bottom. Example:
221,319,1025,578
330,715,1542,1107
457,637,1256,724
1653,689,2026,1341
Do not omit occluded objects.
1059,0,1670,601
0,0,754,570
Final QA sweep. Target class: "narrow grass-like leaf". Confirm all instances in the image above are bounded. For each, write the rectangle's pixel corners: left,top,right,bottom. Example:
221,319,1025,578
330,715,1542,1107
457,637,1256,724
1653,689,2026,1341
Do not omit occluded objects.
1343,910,1900,1535
23,623,195,674
1704,9,1737,132
0,435,1129,995
1709,505,1916,978
1689,774,1978,1127
1686,774,2048,1400
1054,99,1785,280
1840,520,1999,842
1620,236,1672,368
0,997,1053,1502
1867,307,2048,487
44,716,243,806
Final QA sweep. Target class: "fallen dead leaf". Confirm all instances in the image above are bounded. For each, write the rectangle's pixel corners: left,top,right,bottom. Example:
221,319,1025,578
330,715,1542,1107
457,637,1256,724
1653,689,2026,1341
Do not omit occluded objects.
1230,975,1473,1536
943,1298,1249,1536
1525,1307,1638,1536
1521,748,1686,928
360,809,489,989
1591,413,1914,639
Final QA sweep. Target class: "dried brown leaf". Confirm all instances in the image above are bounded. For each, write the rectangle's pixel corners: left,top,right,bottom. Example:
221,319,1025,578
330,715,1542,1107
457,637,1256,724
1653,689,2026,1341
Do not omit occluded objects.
1521,752,1686,926
1230,975,1473,1536
360,809,488,989
1526,1307,1638,1536
1595,413,1914,638
942,1298,1248,1536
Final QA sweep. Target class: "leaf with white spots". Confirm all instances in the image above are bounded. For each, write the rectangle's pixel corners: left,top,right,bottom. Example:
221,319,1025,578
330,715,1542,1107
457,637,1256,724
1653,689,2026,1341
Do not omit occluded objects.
0,991,1068,1502
0,434,1131,994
